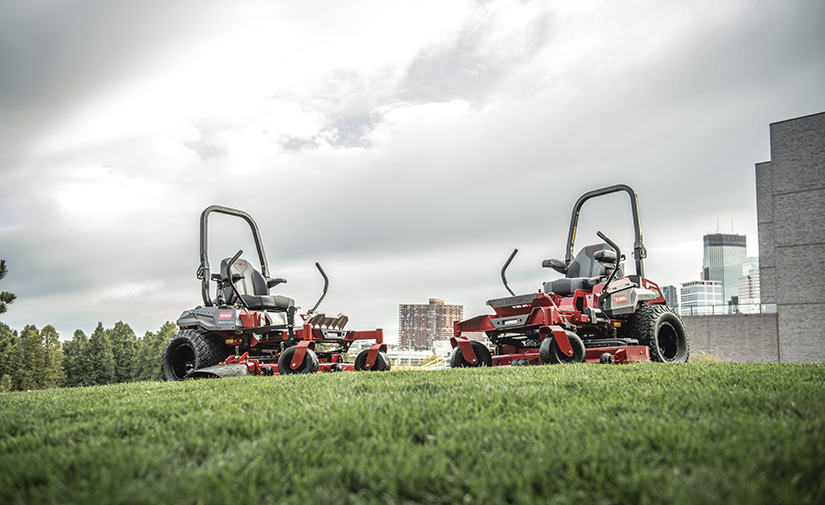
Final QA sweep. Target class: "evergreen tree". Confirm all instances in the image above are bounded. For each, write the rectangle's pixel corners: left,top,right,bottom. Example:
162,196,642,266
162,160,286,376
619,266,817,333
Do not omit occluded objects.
0,259,16,315
0,322,18,391
134,322,176,381
87,322,115,385
63,330,94,387
18,325,44,389
108,321,137,382
40,325,64,389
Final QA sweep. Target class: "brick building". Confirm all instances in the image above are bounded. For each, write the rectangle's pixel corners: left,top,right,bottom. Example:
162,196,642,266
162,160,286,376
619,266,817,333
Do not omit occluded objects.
398,299,463,350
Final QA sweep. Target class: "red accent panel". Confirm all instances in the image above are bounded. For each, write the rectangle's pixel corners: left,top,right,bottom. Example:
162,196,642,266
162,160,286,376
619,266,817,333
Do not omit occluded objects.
551,326,573,356
345,329,384,342
291,340,315,370
640,277,666,304
239,311,259,329
454,315,495,336
365,343,382,369
450,336,479,364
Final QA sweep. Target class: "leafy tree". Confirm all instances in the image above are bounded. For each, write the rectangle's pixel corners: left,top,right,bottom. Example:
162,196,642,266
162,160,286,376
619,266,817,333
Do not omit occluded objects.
87,322,115,385
108,321,137,382
134,322,176,381
63,330,94,388
0,259,16,315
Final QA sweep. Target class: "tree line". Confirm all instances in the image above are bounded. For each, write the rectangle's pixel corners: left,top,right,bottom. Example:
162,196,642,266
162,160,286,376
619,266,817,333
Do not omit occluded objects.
0,258,178,391
0,320,176,391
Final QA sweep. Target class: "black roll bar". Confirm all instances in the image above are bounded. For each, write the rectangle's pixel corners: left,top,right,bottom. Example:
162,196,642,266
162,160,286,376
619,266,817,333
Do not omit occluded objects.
197,205,270,306
565,184,647,277
501,248,518,296
307,262,329,316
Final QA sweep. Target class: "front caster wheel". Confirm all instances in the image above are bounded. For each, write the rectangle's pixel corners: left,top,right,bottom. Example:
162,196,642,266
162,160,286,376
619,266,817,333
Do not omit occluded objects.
539,331,586,364
354,350,391,371
449,340,492,368
277,346,320,375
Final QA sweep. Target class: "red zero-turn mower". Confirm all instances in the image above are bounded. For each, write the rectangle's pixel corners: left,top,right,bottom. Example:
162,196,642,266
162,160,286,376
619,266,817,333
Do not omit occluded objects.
451,184,690,367
161,205,390,380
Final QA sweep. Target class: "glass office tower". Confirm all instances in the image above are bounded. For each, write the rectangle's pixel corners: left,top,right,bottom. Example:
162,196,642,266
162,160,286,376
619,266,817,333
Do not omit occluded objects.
702,233,747,306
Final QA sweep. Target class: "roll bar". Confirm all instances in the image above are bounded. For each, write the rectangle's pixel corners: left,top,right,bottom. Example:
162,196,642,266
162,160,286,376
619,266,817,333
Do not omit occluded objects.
565,184,647,277
307,262,329,316
197,205,270,306
501,248,519,296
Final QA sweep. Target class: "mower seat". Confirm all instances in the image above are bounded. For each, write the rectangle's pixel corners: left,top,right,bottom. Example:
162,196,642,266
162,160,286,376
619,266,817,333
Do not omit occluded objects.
543,243,617,297
220,257,295,311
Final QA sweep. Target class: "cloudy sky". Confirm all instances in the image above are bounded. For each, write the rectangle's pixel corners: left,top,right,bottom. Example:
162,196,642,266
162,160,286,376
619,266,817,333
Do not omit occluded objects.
1,0,823,343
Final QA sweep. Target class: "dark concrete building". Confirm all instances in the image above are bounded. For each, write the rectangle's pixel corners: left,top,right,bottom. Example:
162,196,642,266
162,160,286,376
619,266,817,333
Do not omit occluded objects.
755,111,825,362
684,111,824,362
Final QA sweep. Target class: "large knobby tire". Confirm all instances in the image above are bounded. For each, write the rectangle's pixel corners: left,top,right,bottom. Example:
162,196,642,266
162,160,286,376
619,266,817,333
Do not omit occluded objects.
628,304,690,363
161,329,229,381
449,340,492,368
539,331,586,364
277,346,320,375
354,349,392,371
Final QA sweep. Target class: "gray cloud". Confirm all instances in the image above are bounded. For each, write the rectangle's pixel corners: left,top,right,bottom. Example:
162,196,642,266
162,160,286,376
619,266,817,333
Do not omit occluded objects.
399,9,553,103
1,0,824,342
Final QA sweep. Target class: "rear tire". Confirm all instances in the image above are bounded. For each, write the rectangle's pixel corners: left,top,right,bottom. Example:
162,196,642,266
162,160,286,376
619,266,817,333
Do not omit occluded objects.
354,349,391,371
449,340,492,368
628,304,690,363
277,346,320,375
539,331,586,364
161,329,229,381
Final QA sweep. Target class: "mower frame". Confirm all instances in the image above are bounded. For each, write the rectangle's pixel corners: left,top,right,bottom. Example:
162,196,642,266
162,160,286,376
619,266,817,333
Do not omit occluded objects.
450,184,689,367
162,206,389,380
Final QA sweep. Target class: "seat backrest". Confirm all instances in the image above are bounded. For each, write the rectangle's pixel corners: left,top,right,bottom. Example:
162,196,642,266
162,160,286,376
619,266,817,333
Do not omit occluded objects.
220,257,268,301
566,243,611,279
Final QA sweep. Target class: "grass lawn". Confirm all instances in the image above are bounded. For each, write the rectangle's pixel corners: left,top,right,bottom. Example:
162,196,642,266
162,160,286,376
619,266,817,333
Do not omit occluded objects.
1,363,824,504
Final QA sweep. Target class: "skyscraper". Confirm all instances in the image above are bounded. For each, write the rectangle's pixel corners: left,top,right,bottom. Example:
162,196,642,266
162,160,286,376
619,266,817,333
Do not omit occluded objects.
702,233,747,306
398,298,463,350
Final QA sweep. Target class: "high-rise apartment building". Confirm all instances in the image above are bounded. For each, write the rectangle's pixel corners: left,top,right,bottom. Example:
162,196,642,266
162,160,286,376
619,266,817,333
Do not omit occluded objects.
398,298,463,350
702,233,747,305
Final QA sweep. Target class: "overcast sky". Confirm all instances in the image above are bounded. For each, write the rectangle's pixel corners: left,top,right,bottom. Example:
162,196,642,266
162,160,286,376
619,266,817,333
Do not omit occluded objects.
1,0,823,343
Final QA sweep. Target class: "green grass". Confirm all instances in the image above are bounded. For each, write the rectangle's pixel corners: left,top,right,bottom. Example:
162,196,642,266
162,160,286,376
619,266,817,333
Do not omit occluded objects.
1,363,824,505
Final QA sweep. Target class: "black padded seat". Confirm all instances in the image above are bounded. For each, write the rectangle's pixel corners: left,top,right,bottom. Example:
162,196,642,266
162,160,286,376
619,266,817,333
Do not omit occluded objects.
221,257,294,311
547,277,602,297
544,243,615,297
240,294,294,311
